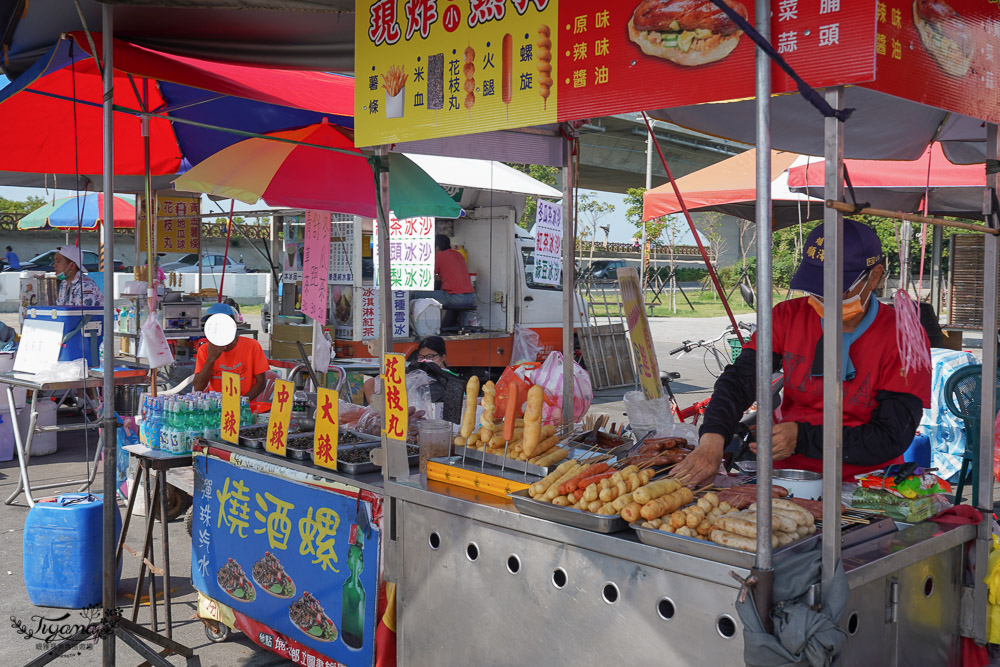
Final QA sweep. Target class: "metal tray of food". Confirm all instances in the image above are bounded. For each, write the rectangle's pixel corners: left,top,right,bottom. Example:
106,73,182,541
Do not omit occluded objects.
507,488,630,534
284,434,316,460
630,522,821,569
312,442,419,475
455,445,570,477
237,423,303,449
338,429,380,446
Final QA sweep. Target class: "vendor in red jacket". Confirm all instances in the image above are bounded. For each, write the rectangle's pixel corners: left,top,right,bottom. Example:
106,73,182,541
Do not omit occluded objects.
412,234,476,308
673,219,931,485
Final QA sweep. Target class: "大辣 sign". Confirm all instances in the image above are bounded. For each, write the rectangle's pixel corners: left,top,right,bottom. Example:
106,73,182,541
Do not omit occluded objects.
301,210,333,322
533,198,561,286
863,0,1000,125
138,194,202,254
618,267,662,400
355,0,877,146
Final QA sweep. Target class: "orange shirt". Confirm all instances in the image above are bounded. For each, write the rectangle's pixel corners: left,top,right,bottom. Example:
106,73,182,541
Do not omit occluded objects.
435,248,474,294
195,337,269,395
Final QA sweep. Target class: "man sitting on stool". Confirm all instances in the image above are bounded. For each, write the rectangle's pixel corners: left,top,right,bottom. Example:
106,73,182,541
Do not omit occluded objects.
412,235,476,322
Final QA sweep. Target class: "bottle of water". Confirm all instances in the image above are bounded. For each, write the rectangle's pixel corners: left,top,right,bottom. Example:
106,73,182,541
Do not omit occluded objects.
148,397,163,451
159,399,173,452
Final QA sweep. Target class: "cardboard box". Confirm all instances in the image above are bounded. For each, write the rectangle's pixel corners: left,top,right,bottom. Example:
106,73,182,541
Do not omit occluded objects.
270,340,310,361
272,323,314,343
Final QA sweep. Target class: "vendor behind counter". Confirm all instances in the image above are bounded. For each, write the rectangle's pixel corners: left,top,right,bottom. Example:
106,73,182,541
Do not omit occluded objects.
193,303,268,400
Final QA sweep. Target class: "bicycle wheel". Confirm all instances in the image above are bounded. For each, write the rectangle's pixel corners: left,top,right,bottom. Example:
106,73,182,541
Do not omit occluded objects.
703,346,728,378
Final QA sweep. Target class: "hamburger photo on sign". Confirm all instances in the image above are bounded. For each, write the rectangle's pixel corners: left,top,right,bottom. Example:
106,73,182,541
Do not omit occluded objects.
628,0,747,66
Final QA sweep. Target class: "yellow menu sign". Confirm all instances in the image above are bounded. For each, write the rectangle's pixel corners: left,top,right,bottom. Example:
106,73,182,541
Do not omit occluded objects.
313,388,340,471
618,267,662,400
266,379,295,456
354,0,558,146
138,193,202,254
382,353,409,441
220,371,241,444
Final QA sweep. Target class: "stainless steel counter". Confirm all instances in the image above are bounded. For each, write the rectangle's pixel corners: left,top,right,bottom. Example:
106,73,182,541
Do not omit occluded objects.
386,479,971,666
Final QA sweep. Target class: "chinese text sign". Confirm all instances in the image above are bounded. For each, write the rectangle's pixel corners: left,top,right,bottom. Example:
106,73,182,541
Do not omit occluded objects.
138,194,202,254
192,456,379,662
382,353,409,441
301,211,333,322
313,388,340,471
266,380,295,456
533,198,562,286
221,371,241,444
355,1,875,145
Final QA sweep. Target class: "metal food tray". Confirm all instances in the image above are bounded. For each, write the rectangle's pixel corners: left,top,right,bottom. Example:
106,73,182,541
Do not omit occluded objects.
237,423,302,449
311,442,418,475
285,435,315,461
338,428,380,446
507,489,630,534
630,522,821,569
455,445,568,477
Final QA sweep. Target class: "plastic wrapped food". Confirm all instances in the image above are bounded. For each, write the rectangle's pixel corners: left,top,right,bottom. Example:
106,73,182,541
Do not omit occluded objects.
849,487,951,523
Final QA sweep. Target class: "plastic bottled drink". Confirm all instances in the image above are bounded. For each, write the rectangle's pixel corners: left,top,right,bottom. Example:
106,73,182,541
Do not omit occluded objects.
159,400,173,452
149,398,163,451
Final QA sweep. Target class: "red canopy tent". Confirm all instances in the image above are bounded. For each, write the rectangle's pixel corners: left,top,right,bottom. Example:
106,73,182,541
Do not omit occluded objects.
786,143,986,218
642,148,824,229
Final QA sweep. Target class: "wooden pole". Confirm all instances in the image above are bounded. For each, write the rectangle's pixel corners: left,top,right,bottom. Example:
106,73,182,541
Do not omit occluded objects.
825,199,999,235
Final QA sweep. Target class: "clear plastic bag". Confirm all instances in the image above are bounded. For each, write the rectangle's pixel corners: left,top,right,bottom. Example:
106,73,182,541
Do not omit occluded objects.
529,351,593,424
624,390,673,437
138,315,174,369
511,325,541,365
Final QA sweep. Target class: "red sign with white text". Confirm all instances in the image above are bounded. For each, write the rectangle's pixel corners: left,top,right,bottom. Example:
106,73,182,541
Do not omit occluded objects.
557,0,877,120
863,0,1000,124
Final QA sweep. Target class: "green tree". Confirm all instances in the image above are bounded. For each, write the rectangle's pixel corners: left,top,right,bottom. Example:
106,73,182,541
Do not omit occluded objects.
506,163,559,228
0,195,45,215
624,187,671,244
577,192,615,268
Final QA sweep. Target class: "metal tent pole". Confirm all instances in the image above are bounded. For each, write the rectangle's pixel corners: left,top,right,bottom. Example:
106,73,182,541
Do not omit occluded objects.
930,225,943,313
821,86,846,594
101,9,117,664
561,133,576,432
643,124,652,294
752,0,775,626
973,123,999,642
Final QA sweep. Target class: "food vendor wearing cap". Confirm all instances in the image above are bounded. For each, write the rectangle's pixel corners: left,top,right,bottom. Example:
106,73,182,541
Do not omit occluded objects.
53,245,104,307
674,219,932,486
193,303,268,400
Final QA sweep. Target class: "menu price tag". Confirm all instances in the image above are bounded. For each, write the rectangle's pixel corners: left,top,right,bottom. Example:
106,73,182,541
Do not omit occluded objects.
313,388,340,470
220,371,241,444
534,199,562,286
266,379,295,456
382,353,408,441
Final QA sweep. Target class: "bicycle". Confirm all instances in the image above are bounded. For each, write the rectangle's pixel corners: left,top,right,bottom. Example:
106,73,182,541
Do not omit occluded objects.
668,321,755,378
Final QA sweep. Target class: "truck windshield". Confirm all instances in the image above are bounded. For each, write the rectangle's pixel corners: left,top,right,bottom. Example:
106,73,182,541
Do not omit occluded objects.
521,247,561,291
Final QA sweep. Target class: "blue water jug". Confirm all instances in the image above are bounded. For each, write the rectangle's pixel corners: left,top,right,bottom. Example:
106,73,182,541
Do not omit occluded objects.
904,434,932,469
23,493,121,608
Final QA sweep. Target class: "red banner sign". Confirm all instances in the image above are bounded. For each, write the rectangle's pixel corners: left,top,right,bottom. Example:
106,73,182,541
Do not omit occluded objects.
557,0,876,121
863,0,1000,124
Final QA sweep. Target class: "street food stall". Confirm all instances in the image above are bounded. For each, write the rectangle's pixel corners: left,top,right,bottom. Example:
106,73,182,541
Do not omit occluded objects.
350,0,1000,664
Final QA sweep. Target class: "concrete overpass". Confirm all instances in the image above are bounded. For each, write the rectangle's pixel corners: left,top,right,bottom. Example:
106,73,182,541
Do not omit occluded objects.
575,115,749,193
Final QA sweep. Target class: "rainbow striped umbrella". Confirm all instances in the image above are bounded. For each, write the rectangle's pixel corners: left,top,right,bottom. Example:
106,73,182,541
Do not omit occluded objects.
17,193,136,230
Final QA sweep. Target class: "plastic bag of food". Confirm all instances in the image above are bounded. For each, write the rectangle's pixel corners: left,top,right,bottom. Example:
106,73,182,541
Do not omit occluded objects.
511,325,541,365
495,362,540,419
847,486,951,523
624,390,673,437
530,351,592,424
